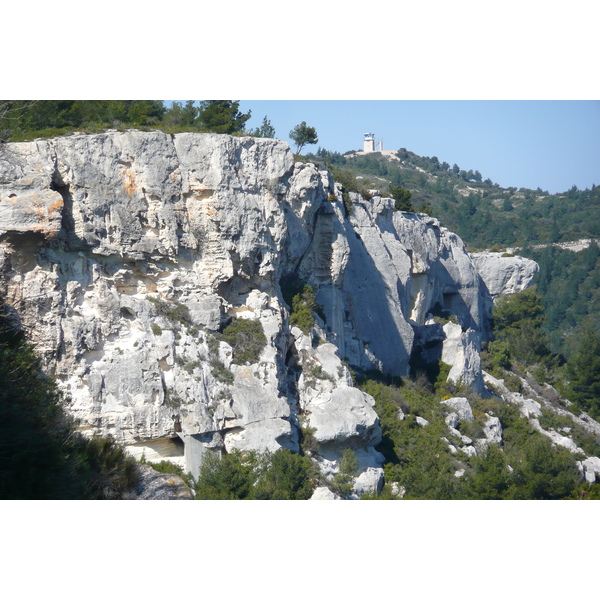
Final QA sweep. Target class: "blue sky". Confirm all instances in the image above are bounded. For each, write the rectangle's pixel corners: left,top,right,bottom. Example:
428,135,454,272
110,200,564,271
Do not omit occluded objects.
239,101,599,195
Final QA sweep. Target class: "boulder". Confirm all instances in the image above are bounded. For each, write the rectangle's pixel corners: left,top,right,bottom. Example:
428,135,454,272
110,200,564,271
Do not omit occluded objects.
441,397,474,423
471,251,539,298
484,415,503,444
580,457,600,483
128,464,194,500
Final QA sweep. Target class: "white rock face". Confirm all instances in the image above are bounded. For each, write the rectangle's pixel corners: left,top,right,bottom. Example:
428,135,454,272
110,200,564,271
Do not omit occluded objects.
310,487,341,500
441,323,484,393
484,415,503,444
353,468,385,496
579,457,600,483
441,397,474,422
471,251,539,322
471,252,539,298
0,131,500,485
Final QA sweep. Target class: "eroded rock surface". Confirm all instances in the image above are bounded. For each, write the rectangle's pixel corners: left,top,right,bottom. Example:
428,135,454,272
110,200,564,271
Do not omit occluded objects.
0,132,533,491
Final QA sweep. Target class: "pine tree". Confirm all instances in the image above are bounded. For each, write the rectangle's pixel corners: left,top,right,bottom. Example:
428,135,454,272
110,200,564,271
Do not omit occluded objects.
566,328,600,416
289,121,318,154
196,101,251,134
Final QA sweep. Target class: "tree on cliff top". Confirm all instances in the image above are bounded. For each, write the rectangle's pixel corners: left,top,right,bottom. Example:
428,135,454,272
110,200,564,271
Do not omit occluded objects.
196,100,252,134
389,184,413,211
250,115,276,138
289,121,318,154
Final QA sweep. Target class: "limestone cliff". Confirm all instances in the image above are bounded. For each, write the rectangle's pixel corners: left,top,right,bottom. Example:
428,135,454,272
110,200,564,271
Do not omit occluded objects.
0,131,533,493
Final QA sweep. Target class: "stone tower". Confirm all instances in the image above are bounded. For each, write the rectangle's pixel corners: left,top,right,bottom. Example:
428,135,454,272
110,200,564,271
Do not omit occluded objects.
363,133,375,153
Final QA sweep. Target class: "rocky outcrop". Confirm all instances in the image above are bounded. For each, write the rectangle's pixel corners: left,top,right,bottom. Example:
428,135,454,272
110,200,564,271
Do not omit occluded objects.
471,251,539,298
441,323,484,393
0,131,530,491
127,464,194,500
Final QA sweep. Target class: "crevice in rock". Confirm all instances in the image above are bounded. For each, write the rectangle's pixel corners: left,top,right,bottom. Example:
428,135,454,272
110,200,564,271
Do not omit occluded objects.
49,179,88,250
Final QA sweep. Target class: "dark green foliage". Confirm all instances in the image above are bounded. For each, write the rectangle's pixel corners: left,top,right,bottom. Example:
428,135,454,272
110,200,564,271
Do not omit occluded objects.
69,435,140,499
0,303,139,499
195,449,316,500
359,376,467,499
221,318,266,365
210,358,234,385
148,296,191,326
492,287,545,332
485,340,512,371
195,450,258,499
329,449,360,498
289,284,321,334
1,101,36,142
491,288,559,370
1,100,256,141
389,184,413,211
503,435,580,500
250,115,276,138
2,100,166,141
565,328,600,417
162,100,199,127
252,450,317,500
522,243,600,359
196,100,252,134
465,445,511,499
289,121,318,154
299,424,320,455
358,372,591,500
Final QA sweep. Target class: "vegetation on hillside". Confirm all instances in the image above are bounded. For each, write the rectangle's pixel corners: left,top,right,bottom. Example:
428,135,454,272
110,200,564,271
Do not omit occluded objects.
195,449,317,500
520,242,600,358
0,100,256,142
358,372,593,500
309,146,599,250
355,289,600,499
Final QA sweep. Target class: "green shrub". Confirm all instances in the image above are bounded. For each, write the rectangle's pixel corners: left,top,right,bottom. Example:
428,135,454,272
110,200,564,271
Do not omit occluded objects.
184,361,199,373
210,358,234,384
288,284,324,335
151,323,162,336
148,296,191,326
465,445,511,499
195,449,316,500
503,434,580,500
299,424,320,455
389,184,413,212
221,318,267,365
195,450,258,499
72,435,140,499
329,449,360,498
486,340,512,371
565,329,600,418
252,450,317,500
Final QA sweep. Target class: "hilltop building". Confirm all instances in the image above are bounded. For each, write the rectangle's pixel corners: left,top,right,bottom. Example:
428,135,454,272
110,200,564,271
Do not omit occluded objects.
364,133,375,153
363,133,385,153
